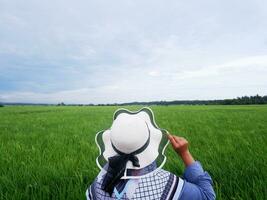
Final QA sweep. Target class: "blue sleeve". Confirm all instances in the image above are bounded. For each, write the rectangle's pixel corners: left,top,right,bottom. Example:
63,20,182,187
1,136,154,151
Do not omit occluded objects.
178,161,216,200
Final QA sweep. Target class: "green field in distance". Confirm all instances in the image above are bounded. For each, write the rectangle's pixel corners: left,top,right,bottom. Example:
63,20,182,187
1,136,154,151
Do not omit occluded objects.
0,105,266,200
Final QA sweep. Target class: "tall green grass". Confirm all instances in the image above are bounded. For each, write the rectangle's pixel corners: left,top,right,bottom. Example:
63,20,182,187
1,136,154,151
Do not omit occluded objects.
0,105,266,199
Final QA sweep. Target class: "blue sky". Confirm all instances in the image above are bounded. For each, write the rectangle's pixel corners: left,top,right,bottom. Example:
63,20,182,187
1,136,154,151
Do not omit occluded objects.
0,0,267,104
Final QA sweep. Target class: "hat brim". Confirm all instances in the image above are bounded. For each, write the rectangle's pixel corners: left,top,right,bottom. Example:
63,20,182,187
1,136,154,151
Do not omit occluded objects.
95,107,169,179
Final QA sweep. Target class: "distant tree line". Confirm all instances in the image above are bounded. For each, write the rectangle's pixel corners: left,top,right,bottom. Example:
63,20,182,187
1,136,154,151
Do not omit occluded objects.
216,95,267,105
1,95,267,106
57,102,66,106
106,94,267,106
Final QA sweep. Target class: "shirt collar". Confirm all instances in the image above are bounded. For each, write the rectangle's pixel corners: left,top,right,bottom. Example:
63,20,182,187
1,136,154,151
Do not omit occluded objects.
101,161,157,180
125,161,157,176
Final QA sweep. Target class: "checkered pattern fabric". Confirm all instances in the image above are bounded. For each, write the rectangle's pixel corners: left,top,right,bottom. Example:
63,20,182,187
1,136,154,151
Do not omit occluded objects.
87,169,181,200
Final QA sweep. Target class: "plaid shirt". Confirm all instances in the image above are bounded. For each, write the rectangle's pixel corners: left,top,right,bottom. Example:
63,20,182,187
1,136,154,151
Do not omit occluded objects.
86,161,215,200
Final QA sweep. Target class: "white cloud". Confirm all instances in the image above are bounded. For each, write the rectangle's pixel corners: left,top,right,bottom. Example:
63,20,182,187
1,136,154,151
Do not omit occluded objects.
1,55,266,103
0,0,267,103
148,71,160,77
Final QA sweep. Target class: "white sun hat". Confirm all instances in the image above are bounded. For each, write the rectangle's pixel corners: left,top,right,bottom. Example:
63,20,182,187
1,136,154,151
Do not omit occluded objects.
95,107,169,179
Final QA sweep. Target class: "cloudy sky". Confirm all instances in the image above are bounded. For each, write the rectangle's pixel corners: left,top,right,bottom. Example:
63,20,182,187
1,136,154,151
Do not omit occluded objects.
0,0,267,104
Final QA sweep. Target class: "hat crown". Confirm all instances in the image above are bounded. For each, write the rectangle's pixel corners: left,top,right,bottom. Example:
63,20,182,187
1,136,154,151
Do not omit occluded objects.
110,114,149,154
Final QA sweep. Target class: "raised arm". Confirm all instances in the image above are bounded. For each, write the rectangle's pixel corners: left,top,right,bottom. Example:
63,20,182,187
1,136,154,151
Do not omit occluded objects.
168,134,195,167
168,134,216,200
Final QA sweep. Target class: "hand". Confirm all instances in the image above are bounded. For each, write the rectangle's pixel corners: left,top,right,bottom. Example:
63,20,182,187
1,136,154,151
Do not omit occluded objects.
167,134,189,155
167,133,195,167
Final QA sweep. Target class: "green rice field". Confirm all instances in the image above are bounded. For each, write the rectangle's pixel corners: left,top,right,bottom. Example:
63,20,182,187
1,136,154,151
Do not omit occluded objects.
0,105,266,200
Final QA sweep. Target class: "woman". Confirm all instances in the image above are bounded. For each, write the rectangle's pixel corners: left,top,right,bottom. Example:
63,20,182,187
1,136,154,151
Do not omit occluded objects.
86,108,215,199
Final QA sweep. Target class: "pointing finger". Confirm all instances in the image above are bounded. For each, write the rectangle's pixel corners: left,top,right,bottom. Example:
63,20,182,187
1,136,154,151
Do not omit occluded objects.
167,134,177,145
